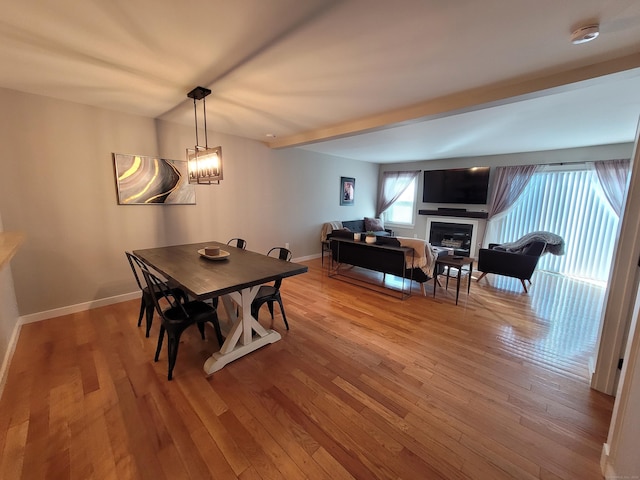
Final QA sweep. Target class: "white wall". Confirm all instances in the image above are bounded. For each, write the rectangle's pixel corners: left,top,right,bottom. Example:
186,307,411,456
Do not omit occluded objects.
602,286,640,478
0,88,378,319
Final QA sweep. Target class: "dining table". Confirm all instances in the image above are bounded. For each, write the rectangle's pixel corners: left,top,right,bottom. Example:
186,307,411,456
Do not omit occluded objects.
133,241,308,375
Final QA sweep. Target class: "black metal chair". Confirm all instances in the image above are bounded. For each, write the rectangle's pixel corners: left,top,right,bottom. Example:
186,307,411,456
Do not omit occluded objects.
140,267,224,380
125,251,188,337
251,247,292,330
227,238,247,249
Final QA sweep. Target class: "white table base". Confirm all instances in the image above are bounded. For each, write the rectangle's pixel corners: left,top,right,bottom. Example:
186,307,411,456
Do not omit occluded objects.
203,286,281,375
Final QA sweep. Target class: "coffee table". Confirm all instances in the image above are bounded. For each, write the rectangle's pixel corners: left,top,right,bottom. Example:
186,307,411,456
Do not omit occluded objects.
433,256,474,305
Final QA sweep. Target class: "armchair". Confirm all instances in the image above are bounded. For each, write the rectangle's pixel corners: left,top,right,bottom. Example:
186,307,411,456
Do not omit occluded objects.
476,241,546,293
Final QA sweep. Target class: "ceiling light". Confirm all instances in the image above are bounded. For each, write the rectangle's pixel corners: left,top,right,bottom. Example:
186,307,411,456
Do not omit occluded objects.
186,86,223,185
570,24,599,44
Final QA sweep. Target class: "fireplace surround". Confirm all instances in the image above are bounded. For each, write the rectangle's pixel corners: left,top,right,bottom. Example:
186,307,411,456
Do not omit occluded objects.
429,222,473,256
426,217,480,258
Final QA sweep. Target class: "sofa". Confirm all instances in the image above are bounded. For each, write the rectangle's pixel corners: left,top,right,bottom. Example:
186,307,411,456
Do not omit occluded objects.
321,217,393,241
328,234,447,296
321,217,393,265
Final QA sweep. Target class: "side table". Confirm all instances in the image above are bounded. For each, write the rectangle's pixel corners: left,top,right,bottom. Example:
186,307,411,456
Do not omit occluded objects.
433,256,474,305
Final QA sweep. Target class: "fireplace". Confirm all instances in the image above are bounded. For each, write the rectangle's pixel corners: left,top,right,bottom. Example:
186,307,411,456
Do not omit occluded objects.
427,220,476,257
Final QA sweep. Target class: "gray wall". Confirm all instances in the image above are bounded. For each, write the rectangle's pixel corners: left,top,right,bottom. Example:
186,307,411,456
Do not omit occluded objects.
0,88,378,318
0,213,20,383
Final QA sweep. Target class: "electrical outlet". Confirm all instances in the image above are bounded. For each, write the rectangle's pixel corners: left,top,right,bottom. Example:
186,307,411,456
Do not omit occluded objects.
413,234,418,238
285,242,290,250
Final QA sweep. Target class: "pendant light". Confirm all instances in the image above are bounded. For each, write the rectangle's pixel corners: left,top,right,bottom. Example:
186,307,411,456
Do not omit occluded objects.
186,86,223,184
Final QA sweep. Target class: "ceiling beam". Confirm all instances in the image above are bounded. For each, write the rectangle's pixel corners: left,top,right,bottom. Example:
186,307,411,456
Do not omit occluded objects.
268,52,640,149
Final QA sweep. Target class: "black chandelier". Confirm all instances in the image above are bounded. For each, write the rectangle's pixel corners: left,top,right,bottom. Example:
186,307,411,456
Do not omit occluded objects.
186,86,223,184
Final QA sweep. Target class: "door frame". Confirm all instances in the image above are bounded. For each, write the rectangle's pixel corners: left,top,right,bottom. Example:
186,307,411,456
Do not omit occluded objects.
592,119,640,395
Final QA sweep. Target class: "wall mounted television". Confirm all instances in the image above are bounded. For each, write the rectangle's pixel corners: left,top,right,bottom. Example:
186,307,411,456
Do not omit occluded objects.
422,167,490,205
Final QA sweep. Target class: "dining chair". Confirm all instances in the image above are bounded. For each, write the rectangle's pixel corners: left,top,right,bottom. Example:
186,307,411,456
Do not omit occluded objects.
227,238,247,249
125,251,188,338
140,267,224,380
209,239,246,313
251,247,292,330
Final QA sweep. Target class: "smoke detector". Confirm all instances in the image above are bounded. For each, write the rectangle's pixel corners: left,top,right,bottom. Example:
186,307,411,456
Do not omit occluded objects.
571,24,600,44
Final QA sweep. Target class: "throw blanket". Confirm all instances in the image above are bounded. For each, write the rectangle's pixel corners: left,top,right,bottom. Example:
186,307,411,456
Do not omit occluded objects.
397,237,437,276
494,231,565,256
321,221,343,242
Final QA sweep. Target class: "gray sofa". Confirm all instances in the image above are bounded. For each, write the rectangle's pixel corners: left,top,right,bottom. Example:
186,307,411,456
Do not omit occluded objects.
341,219,394,237
321,218,394,241
321,218,393,266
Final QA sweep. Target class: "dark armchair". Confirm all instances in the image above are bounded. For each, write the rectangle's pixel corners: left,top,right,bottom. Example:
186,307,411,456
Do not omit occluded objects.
476,241,546,293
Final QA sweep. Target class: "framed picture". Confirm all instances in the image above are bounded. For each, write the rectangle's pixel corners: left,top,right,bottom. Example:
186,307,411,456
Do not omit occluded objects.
113,153,196,205
340,176,355,206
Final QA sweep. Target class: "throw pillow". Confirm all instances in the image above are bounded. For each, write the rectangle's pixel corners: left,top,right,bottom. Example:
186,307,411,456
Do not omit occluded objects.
364,217,384,232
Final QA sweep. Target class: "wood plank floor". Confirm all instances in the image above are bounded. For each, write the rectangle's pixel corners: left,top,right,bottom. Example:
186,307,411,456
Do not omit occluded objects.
0,258,614,479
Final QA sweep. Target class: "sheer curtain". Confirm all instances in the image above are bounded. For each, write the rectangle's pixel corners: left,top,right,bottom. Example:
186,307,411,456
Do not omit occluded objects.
487,165,540,219
483,165,539,245
593,159,631,216
376,170,420,217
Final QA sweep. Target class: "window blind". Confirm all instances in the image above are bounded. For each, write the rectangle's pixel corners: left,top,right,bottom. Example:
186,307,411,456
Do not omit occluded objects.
486,169,619,282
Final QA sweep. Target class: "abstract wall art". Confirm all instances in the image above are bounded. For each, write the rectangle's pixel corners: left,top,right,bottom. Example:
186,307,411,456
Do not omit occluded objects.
113,153,196,205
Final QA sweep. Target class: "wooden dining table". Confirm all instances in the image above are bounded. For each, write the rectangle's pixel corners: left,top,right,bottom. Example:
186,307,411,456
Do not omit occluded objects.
133,241,308,375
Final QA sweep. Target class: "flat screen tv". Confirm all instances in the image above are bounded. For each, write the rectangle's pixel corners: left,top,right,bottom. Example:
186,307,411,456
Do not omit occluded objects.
422,167,490,205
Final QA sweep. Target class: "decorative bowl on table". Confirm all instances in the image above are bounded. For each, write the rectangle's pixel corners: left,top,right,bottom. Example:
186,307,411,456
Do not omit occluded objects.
198,248,230,261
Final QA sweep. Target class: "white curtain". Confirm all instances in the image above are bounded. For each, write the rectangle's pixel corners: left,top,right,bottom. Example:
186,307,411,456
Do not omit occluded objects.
376,170,420,217
593,159,631,217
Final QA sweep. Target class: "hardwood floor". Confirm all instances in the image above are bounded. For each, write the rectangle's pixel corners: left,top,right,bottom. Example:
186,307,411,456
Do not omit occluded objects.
0,259,613,479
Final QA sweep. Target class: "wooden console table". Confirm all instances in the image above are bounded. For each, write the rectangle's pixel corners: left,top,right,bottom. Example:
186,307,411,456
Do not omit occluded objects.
329,238,414,298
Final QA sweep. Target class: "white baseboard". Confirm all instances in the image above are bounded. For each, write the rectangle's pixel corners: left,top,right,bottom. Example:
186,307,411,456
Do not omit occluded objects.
20,291,140,324
0,320,22,400
588,356,596,379
600,442,618,479
292,253,322,263
0,291,140,398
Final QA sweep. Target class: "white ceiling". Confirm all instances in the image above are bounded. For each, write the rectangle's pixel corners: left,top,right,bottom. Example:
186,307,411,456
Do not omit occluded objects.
2,0,640,163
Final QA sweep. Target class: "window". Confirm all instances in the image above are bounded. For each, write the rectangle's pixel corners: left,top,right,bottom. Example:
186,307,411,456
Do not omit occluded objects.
385,177,417,226
486,166,620,282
